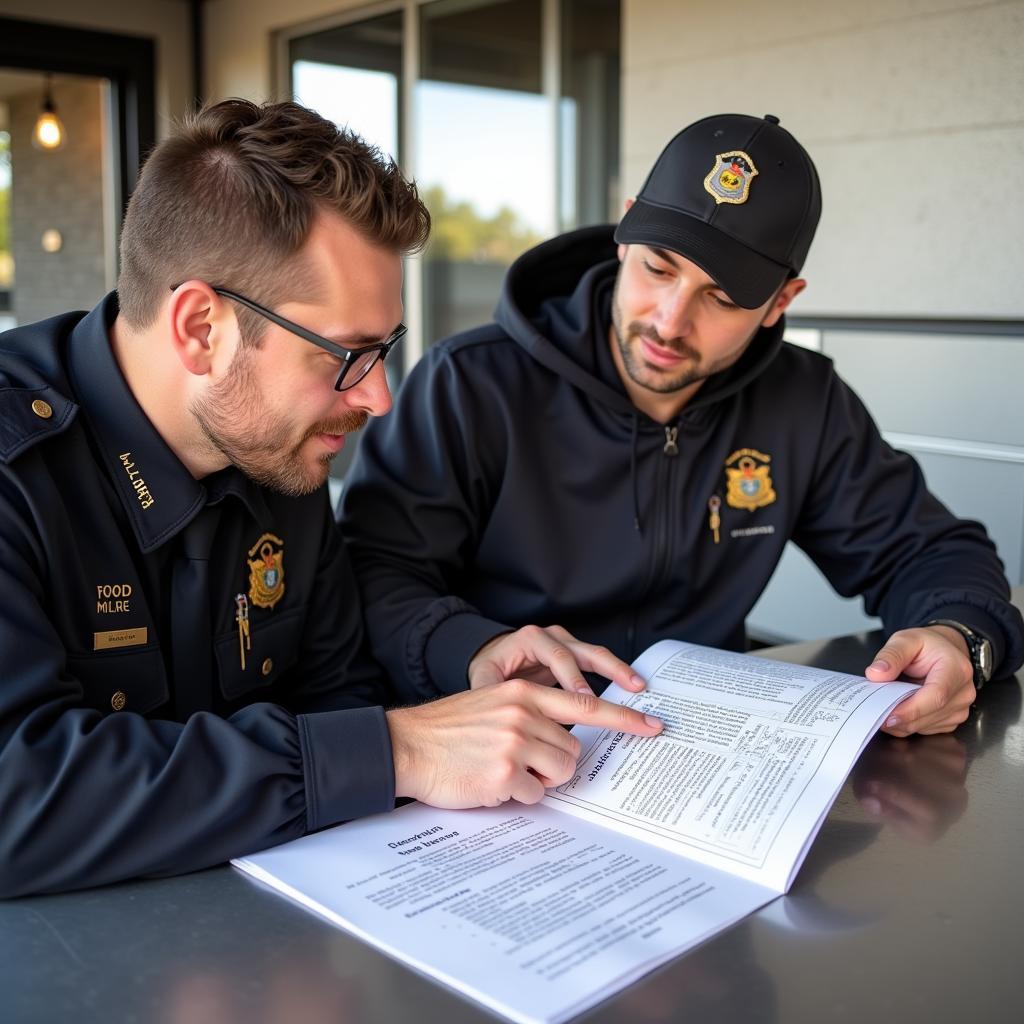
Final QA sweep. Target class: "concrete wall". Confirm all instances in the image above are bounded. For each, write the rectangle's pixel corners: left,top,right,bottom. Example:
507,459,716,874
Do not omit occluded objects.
0,0,192,136
8,79,110,322
204,0,368,102
622,0,1024,319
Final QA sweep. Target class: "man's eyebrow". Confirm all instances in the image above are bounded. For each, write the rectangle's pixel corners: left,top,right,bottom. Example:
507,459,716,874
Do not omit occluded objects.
646,245,731,293
326,325,402,348
647,245,683,268
329,334,380,348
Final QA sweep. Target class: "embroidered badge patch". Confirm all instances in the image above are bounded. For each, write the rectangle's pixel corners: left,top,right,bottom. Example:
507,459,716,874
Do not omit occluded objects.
247,533,286,609
725,448,776,511
703,151,758,205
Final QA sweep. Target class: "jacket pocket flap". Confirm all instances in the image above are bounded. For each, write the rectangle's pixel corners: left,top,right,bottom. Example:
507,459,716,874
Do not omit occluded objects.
214,606,306,701
65,645,169,715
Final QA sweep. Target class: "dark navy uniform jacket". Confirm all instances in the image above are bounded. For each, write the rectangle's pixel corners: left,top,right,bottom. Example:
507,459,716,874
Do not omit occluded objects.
343,226,1024,699
0,295,394,897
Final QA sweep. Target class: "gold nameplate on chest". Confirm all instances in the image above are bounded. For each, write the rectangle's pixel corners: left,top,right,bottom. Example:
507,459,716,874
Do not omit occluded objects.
93,627,149,651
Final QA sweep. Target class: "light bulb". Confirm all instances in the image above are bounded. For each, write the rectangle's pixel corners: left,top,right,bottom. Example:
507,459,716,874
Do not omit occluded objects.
33,110,65,150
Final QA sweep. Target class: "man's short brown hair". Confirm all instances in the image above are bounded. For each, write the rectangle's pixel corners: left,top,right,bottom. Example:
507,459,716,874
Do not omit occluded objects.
117,98,430,340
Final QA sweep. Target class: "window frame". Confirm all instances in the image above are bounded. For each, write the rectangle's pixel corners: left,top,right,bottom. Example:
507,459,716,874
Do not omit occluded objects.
276,0,567,376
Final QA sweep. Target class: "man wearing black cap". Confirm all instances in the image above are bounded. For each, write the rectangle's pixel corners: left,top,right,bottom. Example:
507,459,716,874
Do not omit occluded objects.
342,113,1023,737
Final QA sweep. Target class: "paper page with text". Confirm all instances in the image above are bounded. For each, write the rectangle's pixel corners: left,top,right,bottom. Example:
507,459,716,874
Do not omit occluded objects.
234,800,775,1024
547,641,916,892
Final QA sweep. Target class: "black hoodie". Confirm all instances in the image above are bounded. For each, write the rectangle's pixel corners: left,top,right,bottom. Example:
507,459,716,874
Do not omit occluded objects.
342,226,1023,699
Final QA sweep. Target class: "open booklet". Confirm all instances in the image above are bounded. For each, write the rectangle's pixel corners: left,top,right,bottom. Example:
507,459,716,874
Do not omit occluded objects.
233,640,915,1024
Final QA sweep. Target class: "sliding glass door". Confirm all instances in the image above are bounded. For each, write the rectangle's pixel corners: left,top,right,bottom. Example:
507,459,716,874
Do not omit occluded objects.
284,0,619,373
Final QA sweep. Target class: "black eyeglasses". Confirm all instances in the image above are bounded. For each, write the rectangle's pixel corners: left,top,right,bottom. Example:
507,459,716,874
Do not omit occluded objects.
170,284,406,391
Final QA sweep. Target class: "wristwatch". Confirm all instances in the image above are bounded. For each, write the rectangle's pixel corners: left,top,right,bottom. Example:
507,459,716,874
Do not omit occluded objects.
926,619,994,689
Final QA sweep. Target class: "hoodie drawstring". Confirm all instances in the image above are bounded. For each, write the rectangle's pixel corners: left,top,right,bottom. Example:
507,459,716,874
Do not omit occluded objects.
631,412,642,533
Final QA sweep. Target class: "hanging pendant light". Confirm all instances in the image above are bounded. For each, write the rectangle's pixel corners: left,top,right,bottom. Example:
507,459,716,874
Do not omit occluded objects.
33,75,66,151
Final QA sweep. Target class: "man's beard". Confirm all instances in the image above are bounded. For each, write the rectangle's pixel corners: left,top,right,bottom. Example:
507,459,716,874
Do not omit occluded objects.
611,284,708,394
190,348,368,496
610,276,766,397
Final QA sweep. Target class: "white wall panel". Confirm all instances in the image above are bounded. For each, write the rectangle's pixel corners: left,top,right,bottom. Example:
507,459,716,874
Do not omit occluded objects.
622,0,1024,318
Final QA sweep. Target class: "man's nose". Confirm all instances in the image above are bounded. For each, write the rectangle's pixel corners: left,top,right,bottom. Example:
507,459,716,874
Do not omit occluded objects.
653,284,696,339
342,360,392,418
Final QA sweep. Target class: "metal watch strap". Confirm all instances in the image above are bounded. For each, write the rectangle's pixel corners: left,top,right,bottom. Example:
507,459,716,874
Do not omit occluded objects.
926,618,994,689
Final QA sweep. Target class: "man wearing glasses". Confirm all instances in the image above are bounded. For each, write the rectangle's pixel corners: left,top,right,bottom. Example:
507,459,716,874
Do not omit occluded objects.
0,99,660,898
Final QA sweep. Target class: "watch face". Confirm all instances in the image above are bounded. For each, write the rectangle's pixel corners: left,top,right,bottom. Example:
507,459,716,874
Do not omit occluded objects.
929,619,994,685
978,637,994,682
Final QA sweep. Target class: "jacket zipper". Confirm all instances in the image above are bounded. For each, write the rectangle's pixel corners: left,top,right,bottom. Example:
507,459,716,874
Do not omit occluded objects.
663,425,679,456
652,425,679,598
630,423,681,657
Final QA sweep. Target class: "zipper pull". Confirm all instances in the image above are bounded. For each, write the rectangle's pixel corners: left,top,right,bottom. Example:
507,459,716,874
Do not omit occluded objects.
663,425,679,456
708,495,721,545
235,593,251,670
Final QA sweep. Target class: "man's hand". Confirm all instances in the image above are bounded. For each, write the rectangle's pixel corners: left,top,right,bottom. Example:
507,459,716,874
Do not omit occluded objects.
469,624,645,695
387,681,662,808
865,625,975,736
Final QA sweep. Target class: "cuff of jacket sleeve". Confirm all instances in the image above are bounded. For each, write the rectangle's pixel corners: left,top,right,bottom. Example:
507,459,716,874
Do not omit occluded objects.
298,706,395,832
917,603,1008,677
424,612,514,695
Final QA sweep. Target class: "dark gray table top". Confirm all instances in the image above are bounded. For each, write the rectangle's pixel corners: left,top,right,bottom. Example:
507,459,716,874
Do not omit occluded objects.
4,589,1022,1024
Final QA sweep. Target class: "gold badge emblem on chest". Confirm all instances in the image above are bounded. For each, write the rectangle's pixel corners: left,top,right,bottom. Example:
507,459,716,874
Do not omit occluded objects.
725,448,776,511
247,533,286,609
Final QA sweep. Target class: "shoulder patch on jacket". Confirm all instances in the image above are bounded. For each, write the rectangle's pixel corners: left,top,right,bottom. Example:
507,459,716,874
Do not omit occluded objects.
0,384,78,464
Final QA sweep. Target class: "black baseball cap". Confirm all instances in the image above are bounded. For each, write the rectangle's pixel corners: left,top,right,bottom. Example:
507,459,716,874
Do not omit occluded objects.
614,113,821,309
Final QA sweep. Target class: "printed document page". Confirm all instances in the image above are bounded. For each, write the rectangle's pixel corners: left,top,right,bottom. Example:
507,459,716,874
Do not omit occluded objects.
235,800,775,1024
547,641,916,892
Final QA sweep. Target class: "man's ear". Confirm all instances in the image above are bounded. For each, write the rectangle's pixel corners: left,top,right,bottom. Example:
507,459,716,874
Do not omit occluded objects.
761,278,807,328
168,281,235,376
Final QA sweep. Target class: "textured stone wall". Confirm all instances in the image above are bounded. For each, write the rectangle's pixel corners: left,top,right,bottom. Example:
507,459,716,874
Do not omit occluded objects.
8,78,109,324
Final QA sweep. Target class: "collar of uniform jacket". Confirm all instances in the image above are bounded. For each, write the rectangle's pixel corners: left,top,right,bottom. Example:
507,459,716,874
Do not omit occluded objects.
67,292,272,553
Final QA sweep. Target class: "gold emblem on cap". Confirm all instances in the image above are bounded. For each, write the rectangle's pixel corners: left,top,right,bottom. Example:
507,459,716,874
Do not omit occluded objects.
704,151,759,205
725,448,776,510
31,399,53,419
247,533,285,610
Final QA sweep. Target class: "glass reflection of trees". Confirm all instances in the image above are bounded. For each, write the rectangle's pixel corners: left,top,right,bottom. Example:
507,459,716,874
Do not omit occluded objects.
422,184,542,265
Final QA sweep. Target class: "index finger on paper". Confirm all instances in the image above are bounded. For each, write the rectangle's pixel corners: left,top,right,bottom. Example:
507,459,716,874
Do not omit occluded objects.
534,688,663,735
